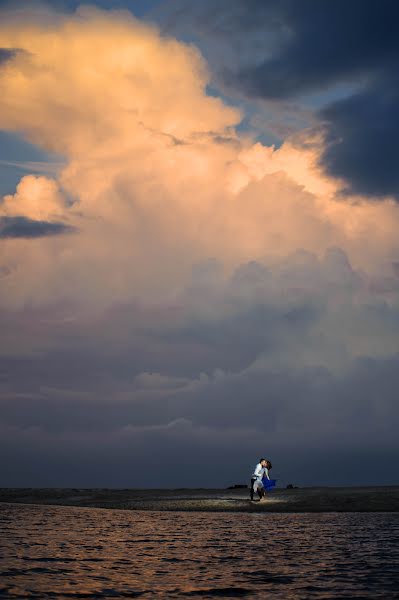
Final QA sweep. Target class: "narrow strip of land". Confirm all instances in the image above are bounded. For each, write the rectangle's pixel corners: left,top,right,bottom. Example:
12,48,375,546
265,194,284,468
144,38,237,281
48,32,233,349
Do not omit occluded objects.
1,486,399,512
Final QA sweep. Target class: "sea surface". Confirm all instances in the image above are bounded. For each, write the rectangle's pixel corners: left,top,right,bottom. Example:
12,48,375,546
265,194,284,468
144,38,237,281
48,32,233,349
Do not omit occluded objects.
1,503,398,599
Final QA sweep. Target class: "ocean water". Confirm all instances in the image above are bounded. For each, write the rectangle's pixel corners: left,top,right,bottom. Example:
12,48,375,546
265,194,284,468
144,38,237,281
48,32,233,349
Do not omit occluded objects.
1,504,398,599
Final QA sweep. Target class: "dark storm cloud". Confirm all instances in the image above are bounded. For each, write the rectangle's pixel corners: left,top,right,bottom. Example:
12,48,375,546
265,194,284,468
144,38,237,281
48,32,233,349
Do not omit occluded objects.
0,216,75,238
226,0,399,99
319,76,399,198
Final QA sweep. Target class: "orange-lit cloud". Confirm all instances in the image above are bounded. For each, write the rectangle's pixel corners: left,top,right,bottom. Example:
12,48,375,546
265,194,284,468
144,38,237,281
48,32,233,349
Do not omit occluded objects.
1,175,66,220
0,5,399,310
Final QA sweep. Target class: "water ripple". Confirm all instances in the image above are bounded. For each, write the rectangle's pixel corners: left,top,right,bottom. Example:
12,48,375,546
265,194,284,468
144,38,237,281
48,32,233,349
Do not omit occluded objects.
0,504,398,599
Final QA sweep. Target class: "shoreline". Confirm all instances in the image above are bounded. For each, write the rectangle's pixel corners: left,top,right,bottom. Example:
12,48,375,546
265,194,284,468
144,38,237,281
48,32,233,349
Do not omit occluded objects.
1,486,399,512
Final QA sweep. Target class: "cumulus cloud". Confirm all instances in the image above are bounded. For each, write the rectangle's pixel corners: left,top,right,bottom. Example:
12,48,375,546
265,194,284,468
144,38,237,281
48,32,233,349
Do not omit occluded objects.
1,5,399,307
0,5,398,486
0,175,67,220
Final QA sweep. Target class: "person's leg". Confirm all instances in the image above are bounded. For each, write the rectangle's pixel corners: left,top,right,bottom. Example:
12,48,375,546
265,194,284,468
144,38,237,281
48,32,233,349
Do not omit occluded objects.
250,477,256,500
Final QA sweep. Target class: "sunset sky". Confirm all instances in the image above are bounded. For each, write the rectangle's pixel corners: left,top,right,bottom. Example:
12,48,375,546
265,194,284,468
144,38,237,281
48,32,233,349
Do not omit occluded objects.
1,0,398,488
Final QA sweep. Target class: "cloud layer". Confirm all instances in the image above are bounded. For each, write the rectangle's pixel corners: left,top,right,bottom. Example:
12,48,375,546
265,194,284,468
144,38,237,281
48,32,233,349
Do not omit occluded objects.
0,5,398,486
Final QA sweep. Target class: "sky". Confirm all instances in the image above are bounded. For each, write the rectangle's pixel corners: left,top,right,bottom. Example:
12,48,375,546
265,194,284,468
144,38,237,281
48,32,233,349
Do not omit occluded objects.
0,0,398,488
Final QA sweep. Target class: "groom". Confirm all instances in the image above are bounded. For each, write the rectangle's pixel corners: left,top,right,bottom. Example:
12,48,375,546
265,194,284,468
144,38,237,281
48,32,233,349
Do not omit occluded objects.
250,457,270,501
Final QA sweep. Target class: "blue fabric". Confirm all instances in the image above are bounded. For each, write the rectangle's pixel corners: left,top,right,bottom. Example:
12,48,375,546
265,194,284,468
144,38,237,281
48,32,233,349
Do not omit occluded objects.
262,478,277,491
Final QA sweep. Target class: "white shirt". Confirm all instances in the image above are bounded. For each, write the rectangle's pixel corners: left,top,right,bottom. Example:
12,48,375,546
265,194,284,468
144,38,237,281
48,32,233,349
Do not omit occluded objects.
253,463,270,480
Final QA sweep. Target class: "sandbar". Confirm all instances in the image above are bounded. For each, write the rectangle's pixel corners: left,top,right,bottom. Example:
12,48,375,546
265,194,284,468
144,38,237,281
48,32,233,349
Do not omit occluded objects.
1,486,399,512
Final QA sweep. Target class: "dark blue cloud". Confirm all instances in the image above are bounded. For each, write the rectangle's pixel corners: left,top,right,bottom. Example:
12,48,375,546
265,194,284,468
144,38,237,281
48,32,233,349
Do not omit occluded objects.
319,73,399,198
0,0,162,18
0,216,75,239
0,339,398,487
0,47,20,65
227,0,399,99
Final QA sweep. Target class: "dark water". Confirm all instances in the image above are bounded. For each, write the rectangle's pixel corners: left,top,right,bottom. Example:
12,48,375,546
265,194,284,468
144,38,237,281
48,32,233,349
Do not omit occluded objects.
1,504,398,599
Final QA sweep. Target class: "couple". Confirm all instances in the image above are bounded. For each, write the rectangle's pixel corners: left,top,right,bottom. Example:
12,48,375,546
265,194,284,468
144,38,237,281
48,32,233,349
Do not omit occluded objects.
250,458,273,501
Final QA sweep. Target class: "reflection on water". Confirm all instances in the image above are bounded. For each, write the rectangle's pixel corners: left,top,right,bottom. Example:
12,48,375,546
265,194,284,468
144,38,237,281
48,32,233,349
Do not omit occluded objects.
0,504,398,598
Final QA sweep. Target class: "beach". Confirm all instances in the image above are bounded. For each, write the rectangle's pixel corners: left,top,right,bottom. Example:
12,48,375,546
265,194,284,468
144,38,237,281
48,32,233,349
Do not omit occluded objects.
1,485,399,512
